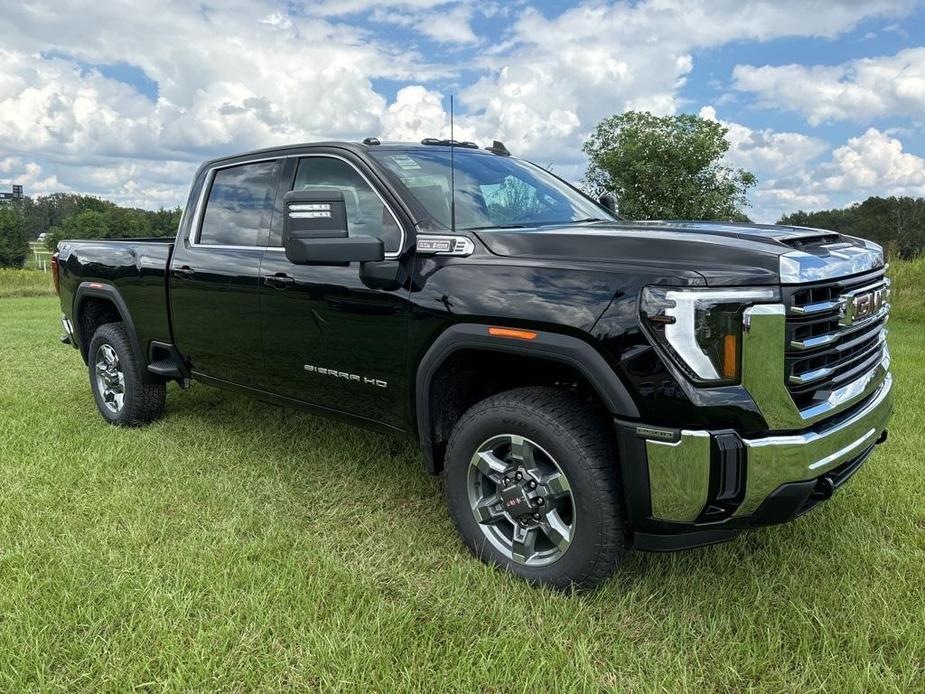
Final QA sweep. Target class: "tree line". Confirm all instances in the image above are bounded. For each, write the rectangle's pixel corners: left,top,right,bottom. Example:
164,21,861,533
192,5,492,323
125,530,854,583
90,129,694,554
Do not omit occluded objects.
777,197,925,259
2,111,924,268
0,193,181,268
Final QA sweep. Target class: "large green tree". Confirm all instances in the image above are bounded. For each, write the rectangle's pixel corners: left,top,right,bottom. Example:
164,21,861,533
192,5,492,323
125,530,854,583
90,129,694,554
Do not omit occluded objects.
583,111,757,221
0,205,30,268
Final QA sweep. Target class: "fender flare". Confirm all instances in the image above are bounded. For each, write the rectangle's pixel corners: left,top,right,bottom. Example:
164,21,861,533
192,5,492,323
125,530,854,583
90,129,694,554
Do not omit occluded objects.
73,282,146,372
415,323,639,471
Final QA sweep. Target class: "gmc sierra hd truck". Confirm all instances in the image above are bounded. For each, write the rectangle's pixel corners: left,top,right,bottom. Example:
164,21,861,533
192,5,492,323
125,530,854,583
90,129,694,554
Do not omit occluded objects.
53,139,893,589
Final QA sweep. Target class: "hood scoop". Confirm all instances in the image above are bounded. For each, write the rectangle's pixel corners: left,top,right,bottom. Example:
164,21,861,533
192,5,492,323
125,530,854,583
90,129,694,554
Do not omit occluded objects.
779,233,845,252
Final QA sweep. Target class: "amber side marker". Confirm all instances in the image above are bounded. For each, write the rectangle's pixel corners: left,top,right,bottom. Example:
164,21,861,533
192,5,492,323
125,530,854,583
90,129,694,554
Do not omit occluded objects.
488,327,538,341
723,334,738,380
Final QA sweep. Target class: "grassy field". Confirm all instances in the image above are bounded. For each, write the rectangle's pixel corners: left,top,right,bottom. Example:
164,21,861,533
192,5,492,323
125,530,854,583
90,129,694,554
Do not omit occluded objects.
0,269,54,299
23,241,54,272
1,279,923,691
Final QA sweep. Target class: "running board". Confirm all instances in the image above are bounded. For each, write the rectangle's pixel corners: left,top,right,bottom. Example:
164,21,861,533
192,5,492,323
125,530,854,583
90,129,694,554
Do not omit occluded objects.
147,360,184,379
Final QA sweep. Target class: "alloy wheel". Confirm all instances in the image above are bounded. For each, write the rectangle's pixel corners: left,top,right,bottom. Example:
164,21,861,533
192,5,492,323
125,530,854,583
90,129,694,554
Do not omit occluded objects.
94,343,125,414
467,434,575,567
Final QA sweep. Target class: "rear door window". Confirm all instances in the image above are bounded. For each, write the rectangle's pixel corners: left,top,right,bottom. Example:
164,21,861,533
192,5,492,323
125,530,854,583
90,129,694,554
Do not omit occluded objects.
198,160,279,247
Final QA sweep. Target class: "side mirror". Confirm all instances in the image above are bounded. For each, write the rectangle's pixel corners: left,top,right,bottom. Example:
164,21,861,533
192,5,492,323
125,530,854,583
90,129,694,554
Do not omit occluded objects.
598,192,618,215
283,190,384,265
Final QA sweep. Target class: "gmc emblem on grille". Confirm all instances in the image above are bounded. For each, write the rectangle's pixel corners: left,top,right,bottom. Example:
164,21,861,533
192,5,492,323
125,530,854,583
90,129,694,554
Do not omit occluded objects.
840,285,888,326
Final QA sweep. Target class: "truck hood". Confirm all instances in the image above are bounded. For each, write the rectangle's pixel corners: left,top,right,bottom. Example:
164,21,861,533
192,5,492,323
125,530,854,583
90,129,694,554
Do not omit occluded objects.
473,220,877,286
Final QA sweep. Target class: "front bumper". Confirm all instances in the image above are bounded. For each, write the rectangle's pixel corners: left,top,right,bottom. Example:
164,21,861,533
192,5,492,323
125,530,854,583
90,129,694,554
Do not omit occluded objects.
618,372,893,551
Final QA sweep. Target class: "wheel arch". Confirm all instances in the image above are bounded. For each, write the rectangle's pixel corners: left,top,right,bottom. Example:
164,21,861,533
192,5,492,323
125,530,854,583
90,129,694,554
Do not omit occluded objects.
415,324,639,473
73,283,148,377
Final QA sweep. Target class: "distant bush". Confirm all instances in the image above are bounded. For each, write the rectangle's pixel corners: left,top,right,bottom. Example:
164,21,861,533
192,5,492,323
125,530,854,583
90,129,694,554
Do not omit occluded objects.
0,206,30,268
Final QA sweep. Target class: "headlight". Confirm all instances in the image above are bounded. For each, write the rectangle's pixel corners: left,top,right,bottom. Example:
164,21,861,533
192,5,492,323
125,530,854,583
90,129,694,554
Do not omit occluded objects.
640,286,778,385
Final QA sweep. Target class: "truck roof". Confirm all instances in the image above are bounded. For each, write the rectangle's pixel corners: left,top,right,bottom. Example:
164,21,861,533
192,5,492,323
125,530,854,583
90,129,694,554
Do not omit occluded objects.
200,140,500,170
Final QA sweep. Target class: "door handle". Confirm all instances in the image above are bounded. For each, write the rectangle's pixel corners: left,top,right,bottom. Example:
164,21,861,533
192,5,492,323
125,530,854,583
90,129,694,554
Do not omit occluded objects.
174,265,194,279
264,273,294,288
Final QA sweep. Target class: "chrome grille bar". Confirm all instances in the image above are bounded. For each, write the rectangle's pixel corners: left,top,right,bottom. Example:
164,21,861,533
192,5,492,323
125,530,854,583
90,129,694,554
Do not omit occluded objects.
784,267,890,411
789,299,844,316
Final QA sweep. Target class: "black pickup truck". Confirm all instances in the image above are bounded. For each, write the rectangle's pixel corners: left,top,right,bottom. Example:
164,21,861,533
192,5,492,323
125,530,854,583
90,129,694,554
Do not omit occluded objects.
53,139,893,589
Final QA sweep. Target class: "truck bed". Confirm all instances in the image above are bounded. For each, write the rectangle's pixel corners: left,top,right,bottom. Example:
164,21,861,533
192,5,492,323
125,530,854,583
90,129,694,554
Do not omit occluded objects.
56,238,175,362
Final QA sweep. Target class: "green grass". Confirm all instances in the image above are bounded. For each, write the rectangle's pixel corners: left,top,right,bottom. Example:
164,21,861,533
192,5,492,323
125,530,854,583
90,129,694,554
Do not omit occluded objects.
889,256,925,323
0,268,54,298
1,282,924,691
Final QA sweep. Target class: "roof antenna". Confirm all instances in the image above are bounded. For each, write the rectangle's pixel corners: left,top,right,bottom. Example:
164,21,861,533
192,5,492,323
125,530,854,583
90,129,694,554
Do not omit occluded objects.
450,94,456,234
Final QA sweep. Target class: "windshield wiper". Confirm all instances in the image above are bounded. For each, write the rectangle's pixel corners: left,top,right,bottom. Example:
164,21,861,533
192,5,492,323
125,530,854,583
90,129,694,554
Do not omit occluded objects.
461,218,608,231
460,223,528,231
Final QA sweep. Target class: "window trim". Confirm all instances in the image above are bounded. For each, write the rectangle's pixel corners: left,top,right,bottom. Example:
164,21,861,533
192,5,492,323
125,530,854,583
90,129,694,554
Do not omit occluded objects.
189,153,407,258
273,153,405,259
188,156,282,251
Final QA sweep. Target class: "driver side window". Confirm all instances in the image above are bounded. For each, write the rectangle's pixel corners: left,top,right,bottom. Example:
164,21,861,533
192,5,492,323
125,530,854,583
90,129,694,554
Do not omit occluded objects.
281,157,402,253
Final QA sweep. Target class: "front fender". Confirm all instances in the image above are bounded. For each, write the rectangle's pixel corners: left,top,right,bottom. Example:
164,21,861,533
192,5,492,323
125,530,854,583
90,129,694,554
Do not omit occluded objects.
415,323,640,471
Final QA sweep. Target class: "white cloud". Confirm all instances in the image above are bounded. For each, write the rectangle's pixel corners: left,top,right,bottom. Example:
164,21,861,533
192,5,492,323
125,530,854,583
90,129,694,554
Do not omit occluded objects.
697,107,832,220
303,0,451,16
822,128,925,194
381,86,448,141
0,0,454,206
0,2,450,160
456,0,916,161
699,106,829,174
732,47,925,125
371,5,480,44
0,0,921,211
0,157,69,196
695,109,925,221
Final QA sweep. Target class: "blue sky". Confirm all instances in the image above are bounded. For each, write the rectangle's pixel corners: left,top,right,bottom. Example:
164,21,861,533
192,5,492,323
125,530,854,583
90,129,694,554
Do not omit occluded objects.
2,0,925,222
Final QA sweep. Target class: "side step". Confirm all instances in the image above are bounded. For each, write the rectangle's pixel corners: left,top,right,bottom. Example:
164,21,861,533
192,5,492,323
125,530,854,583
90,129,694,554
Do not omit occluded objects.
147,359,184,379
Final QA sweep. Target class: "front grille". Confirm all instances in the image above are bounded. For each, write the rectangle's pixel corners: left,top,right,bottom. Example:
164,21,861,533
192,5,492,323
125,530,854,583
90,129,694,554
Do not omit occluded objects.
783,268,890,410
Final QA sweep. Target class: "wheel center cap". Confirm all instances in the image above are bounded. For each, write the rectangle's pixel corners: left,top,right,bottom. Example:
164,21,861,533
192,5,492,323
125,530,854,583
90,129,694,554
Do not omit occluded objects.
500,483,533,520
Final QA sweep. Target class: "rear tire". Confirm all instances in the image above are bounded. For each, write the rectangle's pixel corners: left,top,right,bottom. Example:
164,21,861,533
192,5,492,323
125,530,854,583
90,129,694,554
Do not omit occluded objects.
88,322,165,426
443,386,627,590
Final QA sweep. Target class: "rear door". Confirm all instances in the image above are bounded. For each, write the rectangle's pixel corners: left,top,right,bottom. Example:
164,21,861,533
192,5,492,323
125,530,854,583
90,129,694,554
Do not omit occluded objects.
258,151,412,428
170,158,281,386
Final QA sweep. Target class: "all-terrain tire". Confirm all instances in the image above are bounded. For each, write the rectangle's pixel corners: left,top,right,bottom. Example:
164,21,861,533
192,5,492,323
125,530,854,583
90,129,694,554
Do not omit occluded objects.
88,322,166,426
443,386,627,590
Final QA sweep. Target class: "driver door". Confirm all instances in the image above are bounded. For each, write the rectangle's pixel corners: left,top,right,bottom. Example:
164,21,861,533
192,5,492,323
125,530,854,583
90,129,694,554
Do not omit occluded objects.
258,152,412,429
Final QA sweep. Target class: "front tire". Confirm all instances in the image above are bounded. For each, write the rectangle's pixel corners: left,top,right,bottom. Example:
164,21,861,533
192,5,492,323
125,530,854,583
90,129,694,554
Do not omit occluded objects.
443,387,627,590
88,322,165,426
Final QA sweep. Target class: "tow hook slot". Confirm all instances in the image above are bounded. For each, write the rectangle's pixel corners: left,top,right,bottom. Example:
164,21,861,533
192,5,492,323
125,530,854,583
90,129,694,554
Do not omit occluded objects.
811,475,835,501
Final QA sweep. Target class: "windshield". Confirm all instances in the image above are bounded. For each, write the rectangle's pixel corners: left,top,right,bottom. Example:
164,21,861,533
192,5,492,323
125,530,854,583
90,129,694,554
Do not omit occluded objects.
369,148,614,230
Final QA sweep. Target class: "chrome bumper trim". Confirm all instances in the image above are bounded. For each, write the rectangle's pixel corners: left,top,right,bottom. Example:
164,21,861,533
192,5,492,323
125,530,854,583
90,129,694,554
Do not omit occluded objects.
645,431,711,523
640,374,892,523
735,373,892,516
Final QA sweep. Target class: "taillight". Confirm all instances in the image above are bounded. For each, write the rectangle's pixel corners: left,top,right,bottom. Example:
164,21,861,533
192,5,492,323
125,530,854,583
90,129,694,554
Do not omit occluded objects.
51,252,60,296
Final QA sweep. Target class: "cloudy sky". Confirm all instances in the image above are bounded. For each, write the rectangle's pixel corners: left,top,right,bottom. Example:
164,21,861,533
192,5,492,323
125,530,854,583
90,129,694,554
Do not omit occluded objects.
1,0,924,222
